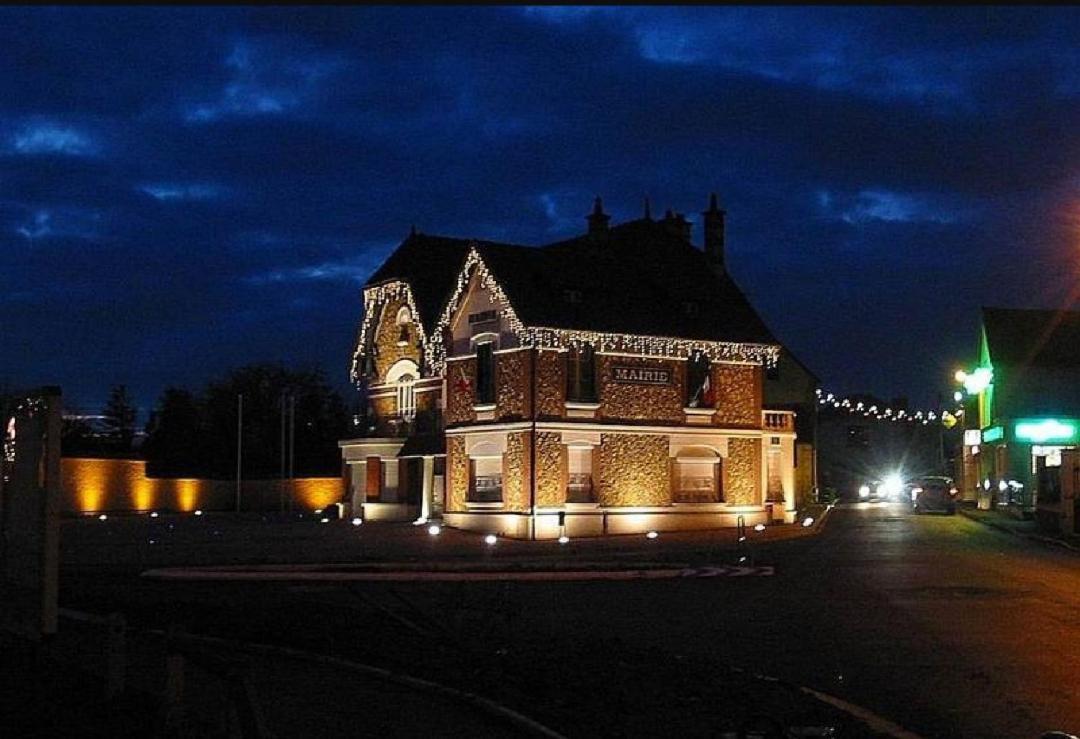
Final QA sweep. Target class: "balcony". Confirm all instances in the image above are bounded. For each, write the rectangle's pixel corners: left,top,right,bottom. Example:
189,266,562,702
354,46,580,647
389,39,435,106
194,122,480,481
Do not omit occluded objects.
763,410,795,432
364,409,444,438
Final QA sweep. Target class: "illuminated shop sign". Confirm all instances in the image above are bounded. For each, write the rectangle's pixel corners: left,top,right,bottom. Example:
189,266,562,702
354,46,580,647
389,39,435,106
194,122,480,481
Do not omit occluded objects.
611,365,672,386
981,426,1004,443
1013,418,1080,444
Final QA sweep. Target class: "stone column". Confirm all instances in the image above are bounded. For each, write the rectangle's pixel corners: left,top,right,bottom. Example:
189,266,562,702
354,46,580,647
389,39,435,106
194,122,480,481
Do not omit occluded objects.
349,461,367,516
421,455,435,522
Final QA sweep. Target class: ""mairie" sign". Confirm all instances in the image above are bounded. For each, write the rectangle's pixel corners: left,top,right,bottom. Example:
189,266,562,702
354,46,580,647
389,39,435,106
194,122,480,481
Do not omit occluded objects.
611,365,672,386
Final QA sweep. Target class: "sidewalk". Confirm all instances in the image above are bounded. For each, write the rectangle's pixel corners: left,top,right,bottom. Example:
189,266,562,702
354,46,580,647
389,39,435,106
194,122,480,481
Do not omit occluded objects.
958,507,1078,552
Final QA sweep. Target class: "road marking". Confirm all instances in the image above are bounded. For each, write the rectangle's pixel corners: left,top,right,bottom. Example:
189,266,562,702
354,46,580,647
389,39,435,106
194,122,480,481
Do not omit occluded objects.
143,563,775,583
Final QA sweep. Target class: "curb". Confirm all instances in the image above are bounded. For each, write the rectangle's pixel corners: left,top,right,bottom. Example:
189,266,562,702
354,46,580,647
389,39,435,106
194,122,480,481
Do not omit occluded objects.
958,509,1079,553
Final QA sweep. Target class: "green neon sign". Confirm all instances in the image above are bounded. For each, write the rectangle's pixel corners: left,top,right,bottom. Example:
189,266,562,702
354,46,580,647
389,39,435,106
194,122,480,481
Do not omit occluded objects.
1013,418,1080,444
981,426,1004,443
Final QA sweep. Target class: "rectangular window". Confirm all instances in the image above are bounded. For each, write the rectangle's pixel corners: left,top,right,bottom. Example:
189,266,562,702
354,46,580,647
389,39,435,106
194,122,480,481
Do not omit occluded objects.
674,459,720,503
468,456,502,502
567,447,595,503
475,342,495,405
566,346,597,402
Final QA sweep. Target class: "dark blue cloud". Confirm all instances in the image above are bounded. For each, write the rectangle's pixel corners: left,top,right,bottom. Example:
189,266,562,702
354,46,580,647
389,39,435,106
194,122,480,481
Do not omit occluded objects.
1,6,1078,417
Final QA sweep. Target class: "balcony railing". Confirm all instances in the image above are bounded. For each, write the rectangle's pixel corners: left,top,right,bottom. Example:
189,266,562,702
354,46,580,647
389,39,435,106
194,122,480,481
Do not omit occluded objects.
763,410,795,432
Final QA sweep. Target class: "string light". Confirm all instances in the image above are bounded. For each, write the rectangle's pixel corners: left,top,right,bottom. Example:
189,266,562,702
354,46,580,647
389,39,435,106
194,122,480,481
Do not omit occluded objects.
354,244,782,382
815,388,958,426
349,279,429,383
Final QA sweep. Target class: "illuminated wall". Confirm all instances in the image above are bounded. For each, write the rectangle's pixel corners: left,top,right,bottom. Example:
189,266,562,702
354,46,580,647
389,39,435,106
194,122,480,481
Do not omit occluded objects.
597,356,685,423
725,438,762,506
495,350,531,420
501,432,531,512
596,433,671,506
61,458,344,515
445,357,478,425
713,364,761,427
373,298,422,380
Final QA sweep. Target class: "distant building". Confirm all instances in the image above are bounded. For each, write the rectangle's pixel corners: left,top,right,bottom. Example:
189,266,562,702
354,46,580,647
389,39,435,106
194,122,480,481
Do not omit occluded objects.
957,307,1080,525
340,196,815,538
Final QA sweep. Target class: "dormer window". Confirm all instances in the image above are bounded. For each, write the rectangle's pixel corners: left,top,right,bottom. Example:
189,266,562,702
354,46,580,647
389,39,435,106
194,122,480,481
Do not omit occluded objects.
563,288,583,304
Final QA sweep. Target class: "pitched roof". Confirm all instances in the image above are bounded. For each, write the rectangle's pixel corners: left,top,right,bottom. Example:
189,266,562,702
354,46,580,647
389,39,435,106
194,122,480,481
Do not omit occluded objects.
364,218,777,346
982,307,1080,368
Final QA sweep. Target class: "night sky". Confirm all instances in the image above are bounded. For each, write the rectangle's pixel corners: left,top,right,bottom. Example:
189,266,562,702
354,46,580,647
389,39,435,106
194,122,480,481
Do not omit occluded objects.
4,6,1079,417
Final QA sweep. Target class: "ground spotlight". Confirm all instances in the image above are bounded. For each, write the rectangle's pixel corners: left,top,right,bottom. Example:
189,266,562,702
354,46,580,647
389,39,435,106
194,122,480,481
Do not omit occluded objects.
558,535,570,545
754,523,766,532
646,530,659,539
802,517,814,527
427,524,441,536
314,508,323,515
351,517,362,527
484,533,497,546
98,514,107,521
194,509,203,516
320,517,329,524
149,511,159,518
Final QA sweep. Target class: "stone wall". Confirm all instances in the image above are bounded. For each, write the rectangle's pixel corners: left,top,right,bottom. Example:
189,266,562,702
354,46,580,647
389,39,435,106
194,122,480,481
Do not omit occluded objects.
535,431,566,508
597,434,671,506
597,356,685,423
446,436,469,511
713,364,761,428
445,358,477,425
724,438,762,506
373,298,422,381
502,432,531,512
61,458,343,515
535,349,565,419
496,350,532,421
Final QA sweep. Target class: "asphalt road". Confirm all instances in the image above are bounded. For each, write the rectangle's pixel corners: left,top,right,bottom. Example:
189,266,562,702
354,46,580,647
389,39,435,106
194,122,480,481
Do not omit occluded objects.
556,502,1078,738
56,503,1080,738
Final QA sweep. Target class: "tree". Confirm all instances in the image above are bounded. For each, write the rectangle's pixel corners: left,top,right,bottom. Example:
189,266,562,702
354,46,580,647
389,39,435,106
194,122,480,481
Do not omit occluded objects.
143,388,205,477
102,385,137,453
202,363,349,479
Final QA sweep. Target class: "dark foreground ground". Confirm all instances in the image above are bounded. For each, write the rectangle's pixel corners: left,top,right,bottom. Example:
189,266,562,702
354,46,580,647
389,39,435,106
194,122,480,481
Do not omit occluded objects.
5,503,1079,738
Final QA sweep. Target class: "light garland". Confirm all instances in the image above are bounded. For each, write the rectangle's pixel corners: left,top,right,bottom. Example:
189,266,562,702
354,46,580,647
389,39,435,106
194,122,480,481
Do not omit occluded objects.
427,246,526,374
349,279,429,383
524,327,778,366
814,388,960,426
355,242,782,384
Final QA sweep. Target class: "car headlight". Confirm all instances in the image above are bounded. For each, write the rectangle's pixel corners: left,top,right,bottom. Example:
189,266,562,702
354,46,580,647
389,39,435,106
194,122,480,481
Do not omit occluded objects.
859,485,870,498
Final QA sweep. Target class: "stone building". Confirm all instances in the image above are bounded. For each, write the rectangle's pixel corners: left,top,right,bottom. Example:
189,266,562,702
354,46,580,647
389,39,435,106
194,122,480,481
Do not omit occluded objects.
340,197,808,537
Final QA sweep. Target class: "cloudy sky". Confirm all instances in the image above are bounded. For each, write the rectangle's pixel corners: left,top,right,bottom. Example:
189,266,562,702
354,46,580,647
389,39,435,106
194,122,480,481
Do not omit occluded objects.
3,6,1079,416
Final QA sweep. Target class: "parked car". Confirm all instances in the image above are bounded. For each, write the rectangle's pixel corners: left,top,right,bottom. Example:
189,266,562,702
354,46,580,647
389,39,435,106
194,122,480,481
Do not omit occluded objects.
858,473,904,502
910,475,958,514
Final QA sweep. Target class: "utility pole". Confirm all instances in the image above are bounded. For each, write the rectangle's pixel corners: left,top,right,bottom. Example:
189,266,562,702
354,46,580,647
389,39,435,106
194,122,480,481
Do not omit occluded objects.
288,395,296,510
279,392,287,513
235,393,243,513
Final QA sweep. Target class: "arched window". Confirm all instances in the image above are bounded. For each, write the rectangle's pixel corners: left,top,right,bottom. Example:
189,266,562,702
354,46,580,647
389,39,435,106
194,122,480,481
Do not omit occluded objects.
395,305,412,344
396,373,416,421
687,351,712,408
673,446,722,503
385,359,420,421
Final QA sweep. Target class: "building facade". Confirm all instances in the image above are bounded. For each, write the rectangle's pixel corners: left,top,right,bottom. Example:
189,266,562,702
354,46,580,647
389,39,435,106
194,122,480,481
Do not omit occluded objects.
340,197,809,537
957,307,1080,526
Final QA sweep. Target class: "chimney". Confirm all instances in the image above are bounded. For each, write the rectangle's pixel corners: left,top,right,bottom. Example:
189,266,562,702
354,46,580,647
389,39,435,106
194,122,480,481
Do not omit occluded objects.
586,196,610,237
703,193,726,271
661,209,691,242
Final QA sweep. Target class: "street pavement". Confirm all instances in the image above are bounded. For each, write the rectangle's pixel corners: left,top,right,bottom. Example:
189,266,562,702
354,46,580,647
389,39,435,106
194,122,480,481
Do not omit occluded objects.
54,502,1080,738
